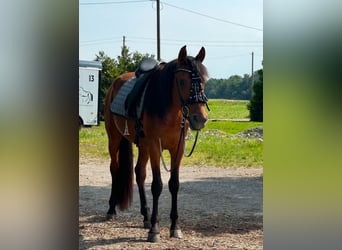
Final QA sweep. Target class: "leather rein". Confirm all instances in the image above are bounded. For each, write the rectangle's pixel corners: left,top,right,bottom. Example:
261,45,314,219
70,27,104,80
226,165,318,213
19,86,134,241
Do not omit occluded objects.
160,67,209,172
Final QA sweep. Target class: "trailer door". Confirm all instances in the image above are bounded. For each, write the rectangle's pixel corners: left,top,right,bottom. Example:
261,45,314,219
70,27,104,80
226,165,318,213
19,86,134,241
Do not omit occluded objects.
79,67,100,126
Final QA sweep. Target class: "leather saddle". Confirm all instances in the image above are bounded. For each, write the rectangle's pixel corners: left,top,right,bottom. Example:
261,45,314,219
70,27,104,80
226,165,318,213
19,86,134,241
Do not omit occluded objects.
135,57,158,77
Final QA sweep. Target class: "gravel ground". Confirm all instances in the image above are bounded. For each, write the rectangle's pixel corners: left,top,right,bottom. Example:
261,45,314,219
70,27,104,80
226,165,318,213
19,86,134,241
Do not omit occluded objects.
79,157,263,249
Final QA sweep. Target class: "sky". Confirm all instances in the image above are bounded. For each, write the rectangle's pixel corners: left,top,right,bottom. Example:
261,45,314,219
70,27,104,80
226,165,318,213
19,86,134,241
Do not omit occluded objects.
79,0,263,79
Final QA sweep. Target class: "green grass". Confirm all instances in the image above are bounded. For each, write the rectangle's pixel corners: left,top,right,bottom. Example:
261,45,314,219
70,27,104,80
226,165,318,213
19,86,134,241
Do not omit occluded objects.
79,99,263,167
204,120,261,135
181,125,262,167
79,125,109,159
207,99,250,119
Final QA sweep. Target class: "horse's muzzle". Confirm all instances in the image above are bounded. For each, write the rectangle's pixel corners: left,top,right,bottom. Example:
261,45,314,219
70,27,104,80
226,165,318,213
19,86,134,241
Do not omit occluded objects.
189,113,208,130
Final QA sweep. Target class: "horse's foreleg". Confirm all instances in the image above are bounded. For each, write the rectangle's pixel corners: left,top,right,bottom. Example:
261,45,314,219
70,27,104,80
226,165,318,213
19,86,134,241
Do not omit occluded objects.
135,147,151,228
147,146,163,242
169,151,183,239
169,168,183,238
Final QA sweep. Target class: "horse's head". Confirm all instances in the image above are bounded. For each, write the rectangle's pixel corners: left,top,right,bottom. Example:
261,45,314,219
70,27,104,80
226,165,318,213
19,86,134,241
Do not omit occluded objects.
174,46,209,131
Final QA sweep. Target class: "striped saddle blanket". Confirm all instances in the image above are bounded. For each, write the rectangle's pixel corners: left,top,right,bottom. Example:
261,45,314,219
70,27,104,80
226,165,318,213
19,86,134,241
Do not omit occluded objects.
110,76,148,119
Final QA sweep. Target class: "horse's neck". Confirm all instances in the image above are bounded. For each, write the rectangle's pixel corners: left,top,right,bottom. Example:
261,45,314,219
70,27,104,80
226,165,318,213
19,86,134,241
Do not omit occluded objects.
167,90,184,124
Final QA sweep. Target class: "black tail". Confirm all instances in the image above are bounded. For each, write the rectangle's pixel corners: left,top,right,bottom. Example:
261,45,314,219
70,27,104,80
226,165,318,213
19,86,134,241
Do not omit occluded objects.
114,137,134,210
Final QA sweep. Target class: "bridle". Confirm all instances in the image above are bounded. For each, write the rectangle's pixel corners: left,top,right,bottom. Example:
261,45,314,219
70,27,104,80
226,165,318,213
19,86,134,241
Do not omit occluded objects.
159,66,210,172
174,68,209,114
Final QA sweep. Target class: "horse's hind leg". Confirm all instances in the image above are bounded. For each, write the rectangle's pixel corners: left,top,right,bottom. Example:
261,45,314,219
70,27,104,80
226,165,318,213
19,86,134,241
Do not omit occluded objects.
106,131,122,220
135,147,151,228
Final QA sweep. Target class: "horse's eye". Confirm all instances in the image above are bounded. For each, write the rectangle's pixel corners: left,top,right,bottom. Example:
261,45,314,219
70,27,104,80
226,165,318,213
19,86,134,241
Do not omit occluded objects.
179,79,186,87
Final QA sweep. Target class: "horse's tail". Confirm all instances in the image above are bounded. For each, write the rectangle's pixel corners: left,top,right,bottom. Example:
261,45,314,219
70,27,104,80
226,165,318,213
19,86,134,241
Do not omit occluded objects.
104,74,135,211
115,137,134,211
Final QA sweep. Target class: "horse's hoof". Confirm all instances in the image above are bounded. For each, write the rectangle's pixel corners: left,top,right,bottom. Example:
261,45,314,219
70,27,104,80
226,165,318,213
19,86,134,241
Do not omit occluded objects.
170,229,183,239
143,220,151,229
106,214,115,221
147,232,160,242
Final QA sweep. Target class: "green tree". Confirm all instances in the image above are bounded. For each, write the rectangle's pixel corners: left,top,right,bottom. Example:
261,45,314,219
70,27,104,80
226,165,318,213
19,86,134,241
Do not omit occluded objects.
116,45,155,75
205,75,252,100
248,69,263,121
95,51,117,120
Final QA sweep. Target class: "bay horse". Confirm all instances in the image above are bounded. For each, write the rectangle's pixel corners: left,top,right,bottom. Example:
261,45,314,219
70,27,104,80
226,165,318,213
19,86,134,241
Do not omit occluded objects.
104,46,209,242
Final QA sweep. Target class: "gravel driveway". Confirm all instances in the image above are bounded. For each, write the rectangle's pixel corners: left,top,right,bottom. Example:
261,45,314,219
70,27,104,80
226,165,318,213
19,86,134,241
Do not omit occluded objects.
79,157,263,249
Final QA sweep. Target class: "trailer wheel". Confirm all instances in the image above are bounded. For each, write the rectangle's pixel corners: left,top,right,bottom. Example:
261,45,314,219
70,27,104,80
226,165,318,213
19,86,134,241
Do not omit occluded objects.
79,117,83,130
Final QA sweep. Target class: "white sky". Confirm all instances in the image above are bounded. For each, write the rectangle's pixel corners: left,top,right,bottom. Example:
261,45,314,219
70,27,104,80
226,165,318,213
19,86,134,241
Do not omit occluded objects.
79,0,263,79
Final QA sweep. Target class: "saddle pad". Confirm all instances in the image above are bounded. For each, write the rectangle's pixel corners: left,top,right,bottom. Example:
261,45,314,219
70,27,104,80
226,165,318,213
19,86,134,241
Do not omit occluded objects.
110,77,146,119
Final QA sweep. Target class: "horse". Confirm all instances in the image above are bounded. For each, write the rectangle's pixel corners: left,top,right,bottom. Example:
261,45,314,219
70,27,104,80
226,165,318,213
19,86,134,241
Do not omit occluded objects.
104,45,209,242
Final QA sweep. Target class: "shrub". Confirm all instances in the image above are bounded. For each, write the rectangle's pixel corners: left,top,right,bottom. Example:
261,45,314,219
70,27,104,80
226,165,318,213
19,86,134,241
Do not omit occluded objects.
248,69,263,122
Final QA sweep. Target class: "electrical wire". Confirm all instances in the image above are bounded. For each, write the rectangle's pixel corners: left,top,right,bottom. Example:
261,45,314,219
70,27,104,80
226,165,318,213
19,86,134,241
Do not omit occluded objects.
80,35,263,47
161,1,262,32
80,0,262,32
80,0,151,5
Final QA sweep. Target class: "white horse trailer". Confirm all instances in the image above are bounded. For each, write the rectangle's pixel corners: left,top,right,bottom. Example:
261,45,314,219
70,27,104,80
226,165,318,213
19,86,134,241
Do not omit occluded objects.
79,60,102,128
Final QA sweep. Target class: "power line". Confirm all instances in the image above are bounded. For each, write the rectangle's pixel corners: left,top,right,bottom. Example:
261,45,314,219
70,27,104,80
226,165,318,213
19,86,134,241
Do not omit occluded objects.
80,1,262,32
206,54,251,60
80,36,263,46
80,0,150,5
127,39,263,48
127,39,262,48
80,40,262,48
161,1,262,32
80,36,122,43
79,39,122,47
127,36,263,44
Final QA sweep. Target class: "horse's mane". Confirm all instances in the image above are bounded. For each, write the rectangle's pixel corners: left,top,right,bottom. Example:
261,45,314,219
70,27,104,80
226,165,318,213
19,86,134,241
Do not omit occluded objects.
144,57,208,119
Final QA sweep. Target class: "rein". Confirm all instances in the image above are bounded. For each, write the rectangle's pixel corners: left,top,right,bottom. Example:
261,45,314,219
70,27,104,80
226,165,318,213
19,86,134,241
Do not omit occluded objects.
159,118,199,173
176,116,200,158
159,67,208,172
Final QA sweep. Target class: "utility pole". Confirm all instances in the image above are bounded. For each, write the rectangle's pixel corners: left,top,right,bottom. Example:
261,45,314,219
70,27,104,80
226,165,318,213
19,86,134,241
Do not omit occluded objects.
156,0,161,60
251,51,254,95
122,35,127,71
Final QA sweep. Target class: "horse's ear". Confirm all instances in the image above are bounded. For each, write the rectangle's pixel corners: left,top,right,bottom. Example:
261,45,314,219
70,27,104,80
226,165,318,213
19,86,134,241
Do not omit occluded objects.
195,47,205,62
178,45,187,64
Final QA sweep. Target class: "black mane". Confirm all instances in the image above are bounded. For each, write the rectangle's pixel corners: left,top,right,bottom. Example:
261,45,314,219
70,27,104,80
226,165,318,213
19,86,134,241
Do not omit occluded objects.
144,57,208,119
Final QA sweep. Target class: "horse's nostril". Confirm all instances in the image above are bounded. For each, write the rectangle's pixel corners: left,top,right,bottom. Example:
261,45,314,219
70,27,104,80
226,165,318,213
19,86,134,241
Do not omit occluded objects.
191,114,207,124
190,114,199,123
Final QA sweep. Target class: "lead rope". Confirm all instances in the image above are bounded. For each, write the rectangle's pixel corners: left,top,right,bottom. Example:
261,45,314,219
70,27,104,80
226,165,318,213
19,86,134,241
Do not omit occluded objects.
159,117,200,173
159,68,203,172
159,117,185,173
159,137,170,172
184,129,199,157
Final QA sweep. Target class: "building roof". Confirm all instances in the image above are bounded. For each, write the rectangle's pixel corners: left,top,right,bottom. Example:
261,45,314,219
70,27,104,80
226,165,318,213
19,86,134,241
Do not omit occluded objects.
79,60,102,70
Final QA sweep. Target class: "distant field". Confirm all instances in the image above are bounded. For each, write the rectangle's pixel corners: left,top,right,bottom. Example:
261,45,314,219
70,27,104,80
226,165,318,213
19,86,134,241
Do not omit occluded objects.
79,99,263,167
207,99,249,120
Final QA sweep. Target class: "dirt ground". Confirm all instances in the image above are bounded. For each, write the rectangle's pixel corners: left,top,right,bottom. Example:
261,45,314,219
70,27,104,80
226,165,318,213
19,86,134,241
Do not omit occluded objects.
79,157,263,249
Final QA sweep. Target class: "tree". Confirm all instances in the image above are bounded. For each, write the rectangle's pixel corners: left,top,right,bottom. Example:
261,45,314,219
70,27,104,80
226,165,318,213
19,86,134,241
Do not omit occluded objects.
248,69,263,121
205,75,252,100
95,51,117,120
